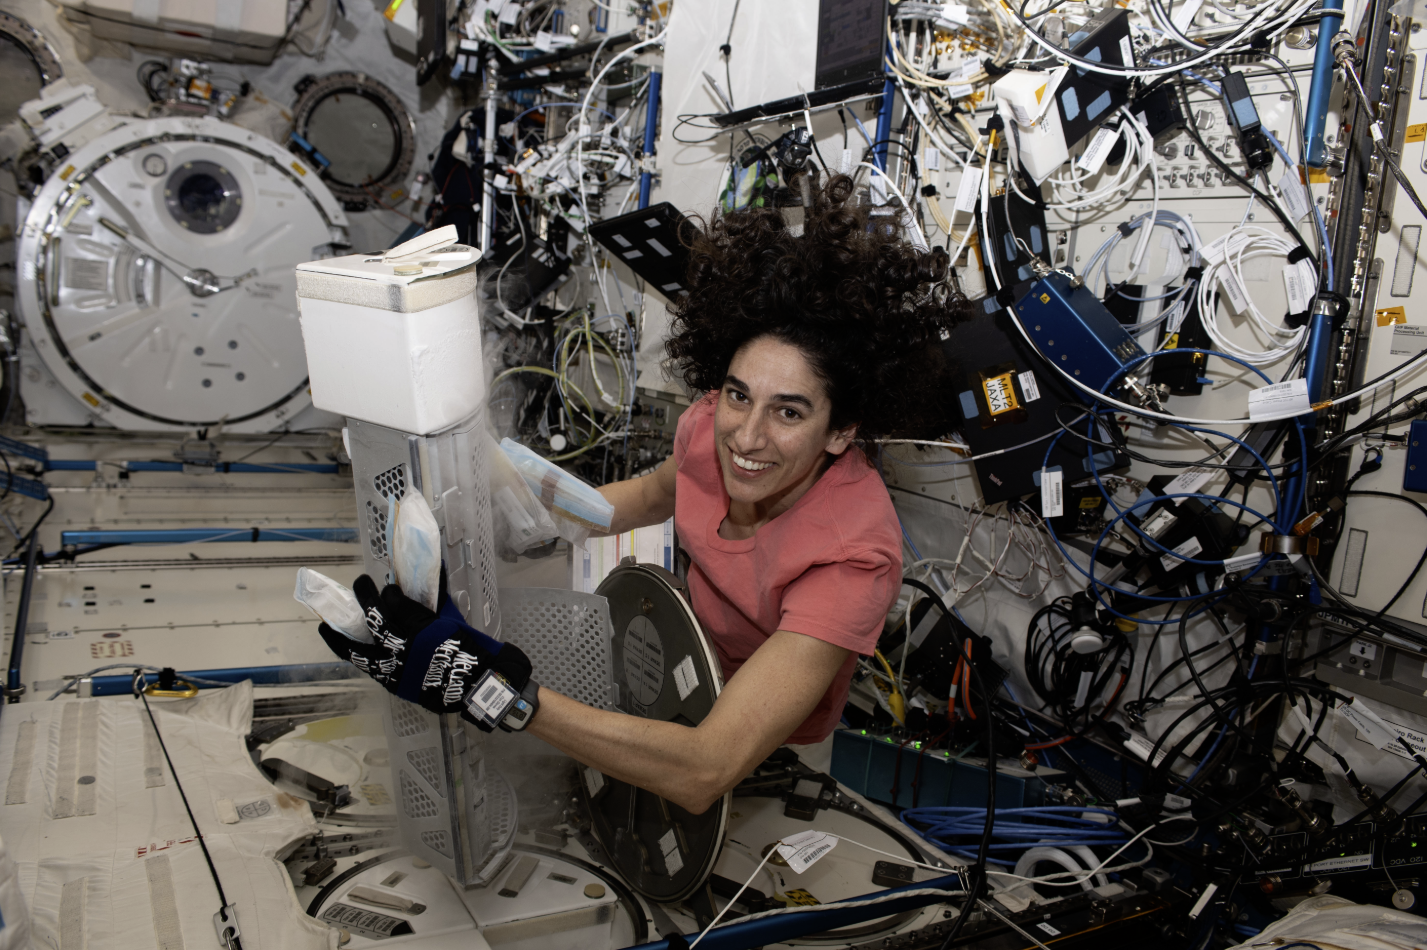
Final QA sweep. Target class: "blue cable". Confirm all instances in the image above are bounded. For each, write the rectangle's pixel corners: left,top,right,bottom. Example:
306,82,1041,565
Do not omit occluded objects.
1031,345,1308,621
902,806,1128,866
511,102,615,125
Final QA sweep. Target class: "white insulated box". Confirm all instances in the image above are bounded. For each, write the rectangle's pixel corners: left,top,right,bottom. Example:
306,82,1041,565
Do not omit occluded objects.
296,246,485,436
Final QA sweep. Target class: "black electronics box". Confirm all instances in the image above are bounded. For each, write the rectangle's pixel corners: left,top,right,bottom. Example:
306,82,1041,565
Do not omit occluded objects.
941,295,1129,505
1055,8,1134,149
1120,477,1243,593
980,190,1050,306
590,202,698,300
1133,84,1186,138
1151,289,1212,396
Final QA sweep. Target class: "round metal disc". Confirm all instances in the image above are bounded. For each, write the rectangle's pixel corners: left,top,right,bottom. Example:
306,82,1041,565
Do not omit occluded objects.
16,116,349,431
0,12,60,129
291,72,416,211
585,562,729,904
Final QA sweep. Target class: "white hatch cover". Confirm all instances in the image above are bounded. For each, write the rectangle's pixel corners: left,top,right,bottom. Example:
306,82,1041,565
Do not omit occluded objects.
17,115,348,431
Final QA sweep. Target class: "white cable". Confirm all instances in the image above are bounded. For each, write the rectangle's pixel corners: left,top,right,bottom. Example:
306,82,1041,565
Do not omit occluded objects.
1195,225,1308,365
1013,0,1317,79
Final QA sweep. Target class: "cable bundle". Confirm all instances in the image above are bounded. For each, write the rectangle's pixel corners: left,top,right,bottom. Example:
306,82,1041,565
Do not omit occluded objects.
902,806,1128,865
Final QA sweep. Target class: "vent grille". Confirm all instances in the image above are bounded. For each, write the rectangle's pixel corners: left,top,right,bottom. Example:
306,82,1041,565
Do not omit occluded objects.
390,700,429,738
420,830,452,857
398,769,439,819
406,748,445,798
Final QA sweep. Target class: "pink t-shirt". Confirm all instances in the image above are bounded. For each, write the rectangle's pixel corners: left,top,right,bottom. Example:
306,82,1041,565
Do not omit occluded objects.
672,394,903,744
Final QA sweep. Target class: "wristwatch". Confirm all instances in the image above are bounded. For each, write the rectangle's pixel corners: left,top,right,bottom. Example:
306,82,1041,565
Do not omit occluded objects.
463,670,541,731
500,679,541,731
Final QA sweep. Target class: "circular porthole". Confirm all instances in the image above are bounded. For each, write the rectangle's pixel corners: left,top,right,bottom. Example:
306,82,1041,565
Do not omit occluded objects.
290,72,416,211
164,161,242,233
0,12,60,129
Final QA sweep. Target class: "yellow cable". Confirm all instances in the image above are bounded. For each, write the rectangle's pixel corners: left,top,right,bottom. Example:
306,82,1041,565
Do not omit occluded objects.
874,650,906,724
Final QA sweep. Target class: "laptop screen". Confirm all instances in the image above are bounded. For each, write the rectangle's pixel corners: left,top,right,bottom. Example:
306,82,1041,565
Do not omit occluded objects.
815,0,887,89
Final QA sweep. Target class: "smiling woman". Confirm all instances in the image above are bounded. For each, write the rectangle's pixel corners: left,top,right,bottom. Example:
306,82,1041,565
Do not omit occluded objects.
517,173,972,814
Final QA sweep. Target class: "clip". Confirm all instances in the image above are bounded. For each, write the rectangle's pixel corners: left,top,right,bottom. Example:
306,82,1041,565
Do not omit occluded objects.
214,905,241,950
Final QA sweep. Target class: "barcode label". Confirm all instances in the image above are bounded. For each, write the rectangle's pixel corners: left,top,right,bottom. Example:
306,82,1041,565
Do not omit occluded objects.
776,830,839,873
1018,370,1041,402
954,167,982,213
1161,536,1204,571
1218,268,1250,313
1163,466,1213,504
1041,468,1064,518
465,670,516,724
1278,167,1312,221
673,655,699,700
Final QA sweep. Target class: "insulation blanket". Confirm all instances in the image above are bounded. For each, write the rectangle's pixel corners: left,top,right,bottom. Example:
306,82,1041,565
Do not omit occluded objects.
1229,895,1427,950
0,683,335,950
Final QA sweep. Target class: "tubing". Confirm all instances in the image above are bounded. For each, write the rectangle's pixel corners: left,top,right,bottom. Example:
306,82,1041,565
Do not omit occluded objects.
873,72,896,170
1304,0,1346,167
46,460,338,474
59,527,357,545
91,663,364,696
639,70,663,208
5,533,39,704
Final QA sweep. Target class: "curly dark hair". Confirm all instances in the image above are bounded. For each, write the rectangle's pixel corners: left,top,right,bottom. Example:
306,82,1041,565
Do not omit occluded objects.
665,174,971,444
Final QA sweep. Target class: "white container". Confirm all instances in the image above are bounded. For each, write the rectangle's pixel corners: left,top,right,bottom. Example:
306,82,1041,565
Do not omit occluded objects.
991,68,1065,128
296,243,485,436
53,0,289,64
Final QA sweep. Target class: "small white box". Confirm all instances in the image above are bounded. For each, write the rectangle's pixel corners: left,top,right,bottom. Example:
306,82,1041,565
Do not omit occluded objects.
1013,104,1071,184
992,68,1065,128
296,248,485,436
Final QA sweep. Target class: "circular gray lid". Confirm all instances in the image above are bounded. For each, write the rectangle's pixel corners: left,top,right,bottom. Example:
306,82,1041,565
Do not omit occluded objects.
584,562,729,904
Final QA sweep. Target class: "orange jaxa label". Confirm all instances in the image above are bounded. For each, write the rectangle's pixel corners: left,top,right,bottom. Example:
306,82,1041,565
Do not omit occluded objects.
384,0,405,19
1376,306,1407,326
1406,124,1427,143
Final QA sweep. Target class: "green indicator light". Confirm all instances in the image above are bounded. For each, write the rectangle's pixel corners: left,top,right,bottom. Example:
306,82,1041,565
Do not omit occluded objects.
861,730,867,735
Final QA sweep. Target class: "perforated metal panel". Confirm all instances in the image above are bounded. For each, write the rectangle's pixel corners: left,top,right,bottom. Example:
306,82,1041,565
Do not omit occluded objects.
406,748,443,794
351,408,507,886
398,770,441,818
498,587,617,709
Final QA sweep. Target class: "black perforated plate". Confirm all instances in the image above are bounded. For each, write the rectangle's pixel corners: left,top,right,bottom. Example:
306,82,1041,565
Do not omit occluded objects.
584,562,729,903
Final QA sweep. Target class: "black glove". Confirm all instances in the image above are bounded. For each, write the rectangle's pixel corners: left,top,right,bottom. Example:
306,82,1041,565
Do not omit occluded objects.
318,575,535,731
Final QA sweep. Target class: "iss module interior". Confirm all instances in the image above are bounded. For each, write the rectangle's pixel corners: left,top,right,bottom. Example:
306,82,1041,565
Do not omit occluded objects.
0,1,1423,950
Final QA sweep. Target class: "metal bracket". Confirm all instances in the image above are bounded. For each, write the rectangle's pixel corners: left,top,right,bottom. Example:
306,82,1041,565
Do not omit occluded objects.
1260,533,1320,555
213,905,241,950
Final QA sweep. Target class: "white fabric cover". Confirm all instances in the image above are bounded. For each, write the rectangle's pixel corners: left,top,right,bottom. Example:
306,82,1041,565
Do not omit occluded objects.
1230,895,1427,950
0,829,31,950
0,684,336,950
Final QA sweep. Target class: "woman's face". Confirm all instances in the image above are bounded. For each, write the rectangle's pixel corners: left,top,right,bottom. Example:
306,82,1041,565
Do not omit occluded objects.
713,335,856,513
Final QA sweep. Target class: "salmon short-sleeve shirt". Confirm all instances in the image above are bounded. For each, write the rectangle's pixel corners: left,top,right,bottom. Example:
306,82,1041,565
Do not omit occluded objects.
672,394,902,744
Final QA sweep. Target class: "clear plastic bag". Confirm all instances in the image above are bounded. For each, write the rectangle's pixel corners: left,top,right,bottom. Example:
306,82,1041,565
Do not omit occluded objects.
499,438,614,547
392,490,442,611
486,432,560,555
294,567,374,642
